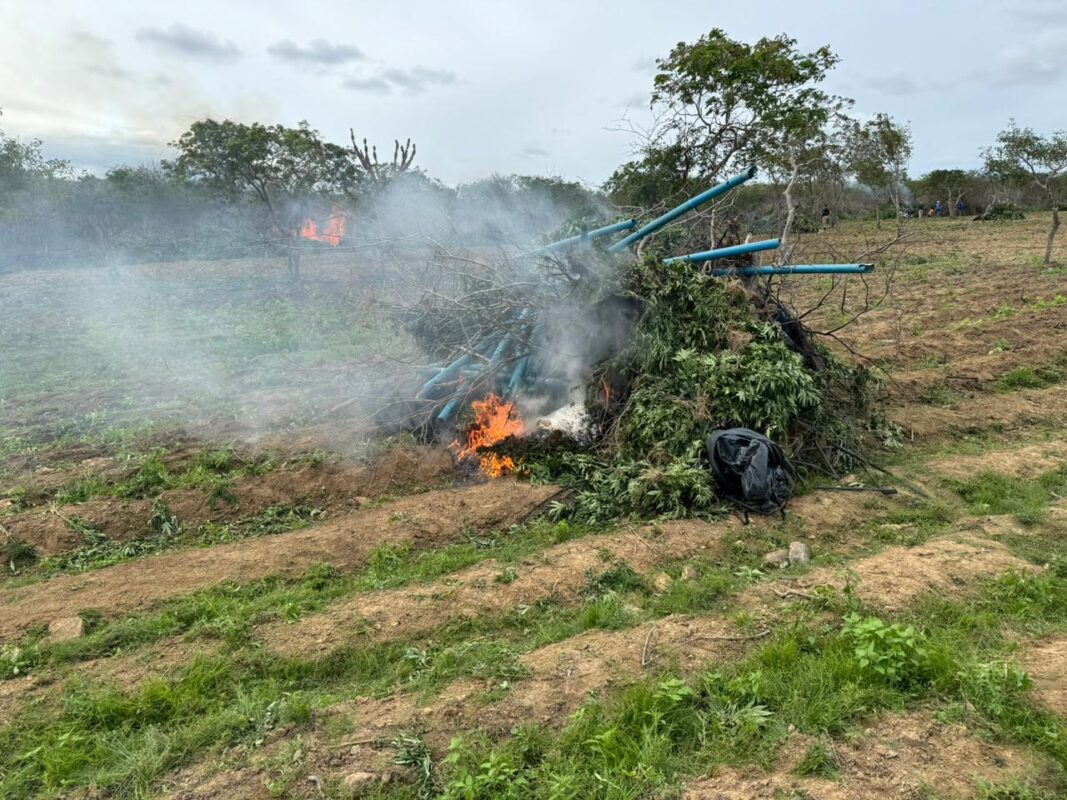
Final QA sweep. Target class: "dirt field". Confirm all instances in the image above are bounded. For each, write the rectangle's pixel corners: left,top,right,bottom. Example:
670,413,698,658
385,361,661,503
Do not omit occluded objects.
2,216,1067,799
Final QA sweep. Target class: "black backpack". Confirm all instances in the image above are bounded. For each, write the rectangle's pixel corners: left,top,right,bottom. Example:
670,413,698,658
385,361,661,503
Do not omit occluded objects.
706,428,791,521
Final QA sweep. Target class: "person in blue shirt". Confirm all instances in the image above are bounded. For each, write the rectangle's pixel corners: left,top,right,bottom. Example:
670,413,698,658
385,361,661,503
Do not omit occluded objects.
935,200,943,216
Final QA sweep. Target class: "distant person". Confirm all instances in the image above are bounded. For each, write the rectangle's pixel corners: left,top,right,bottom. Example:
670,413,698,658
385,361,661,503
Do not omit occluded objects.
935,199,943,216
957,199,965,215
916,206,924,219
820,206,830,230
928,207,935,217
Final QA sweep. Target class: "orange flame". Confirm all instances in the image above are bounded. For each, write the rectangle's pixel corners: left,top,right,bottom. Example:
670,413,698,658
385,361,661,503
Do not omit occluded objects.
299,208,347,246
453,394,524,478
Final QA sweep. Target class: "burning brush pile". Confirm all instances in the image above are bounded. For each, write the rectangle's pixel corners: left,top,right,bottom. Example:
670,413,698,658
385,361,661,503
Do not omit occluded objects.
383,167,883,521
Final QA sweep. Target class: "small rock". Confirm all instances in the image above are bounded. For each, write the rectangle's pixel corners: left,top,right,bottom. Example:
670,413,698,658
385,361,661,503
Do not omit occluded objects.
680,564,699,581
788,541,811,566
762,549,790,569
48,616,85,642
652,572,673,593
342,771,382,790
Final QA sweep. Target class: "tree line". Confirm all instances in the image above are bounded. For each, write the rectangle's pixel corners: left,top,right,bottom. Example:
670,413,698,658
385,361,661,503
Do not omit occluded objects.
2,28,1065,273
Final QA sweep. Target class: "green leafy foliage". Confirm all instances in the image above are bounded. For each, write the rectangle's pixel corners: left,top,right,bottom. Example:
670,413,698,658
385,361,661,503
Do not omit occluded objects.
392,734,437,799
608,28,844,205
841,613,927,685
531,255,872,521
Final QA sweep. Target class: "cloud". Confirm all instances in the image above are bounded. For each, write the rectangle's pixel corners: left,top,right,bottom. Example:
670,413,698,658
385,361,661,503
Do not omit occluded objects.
342,65,458,95
861,34,1067,98
859,73,928,97
380,65,458,94
341,76,393,94
135,23,241,61
1013,0,1067,27
976,39,1067,88
68,30,134,81
630,56,657,74
518,143,549,159
267,38,365,66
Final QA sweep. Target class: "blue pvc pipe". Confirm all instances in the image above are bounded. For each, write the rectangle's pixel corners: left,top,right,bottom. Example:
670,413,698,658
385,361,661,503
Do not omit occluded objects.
488,335,511,367
710,264,874,276
540,219,638,253
437,396,464,422
663,239,780,265
608,167,758,253
505,355,529,396
416,335,493,398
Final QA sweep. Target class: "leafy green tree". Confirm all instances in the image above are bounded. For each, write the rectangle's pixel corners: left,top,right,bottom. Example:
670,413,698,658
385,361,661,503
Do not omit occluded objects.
912,168,973,216
844,113,912,231
982,121,1067,266
67,165,214,265
649,29,841,180
165,119,359,278
0,119,71,218
606,30,847,253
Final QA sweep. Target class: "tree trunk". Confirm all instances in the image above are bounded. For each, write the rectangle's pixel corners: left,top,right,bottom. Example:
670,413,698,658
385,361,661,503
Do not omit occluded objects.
1045,208,1060,266
777,156,800,265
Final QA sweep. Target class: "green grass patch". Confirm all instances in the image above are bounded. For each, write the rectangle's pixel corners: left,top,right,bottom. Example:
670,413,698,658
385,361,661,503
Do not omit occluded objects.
997,368,1064,392
949,466,1067,524
50,447,274,508
381,571,1067,799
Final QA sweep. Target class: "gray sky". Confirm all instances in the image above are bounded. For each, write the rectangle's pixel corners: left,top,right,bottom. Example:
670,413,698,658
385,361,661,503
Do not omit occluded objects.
2,0,1065,186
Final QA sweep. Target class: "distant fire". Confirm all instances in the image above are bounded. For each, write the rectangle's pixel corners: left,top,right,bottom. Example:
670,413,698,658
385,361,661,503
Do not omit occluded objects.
299,208,347,246
453,393,524,478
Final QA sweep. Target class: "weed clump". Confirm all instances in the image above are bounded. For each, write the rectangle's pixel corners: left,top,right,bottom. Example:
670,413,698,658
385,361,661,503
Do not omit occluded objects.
530,255,878,520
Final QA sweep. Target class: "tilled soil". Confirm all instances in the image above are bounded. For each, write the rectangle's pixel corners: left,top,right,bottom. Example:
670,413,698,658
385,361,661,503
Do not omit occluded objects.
258,518,739,657
925,439,1067,479
756,535,1033,612
683,710,1050,799
1,446,457,557
159,526,1033,798
7,222,1067,798
890,384,1067,441
256,490,894,658
0,480,560,641
1024,636,1067,718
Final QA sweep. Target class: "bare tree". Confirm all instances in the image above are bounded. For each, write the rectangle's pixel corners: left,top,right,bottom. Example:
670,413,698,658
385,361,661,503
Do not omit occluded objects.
350,133,417,186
